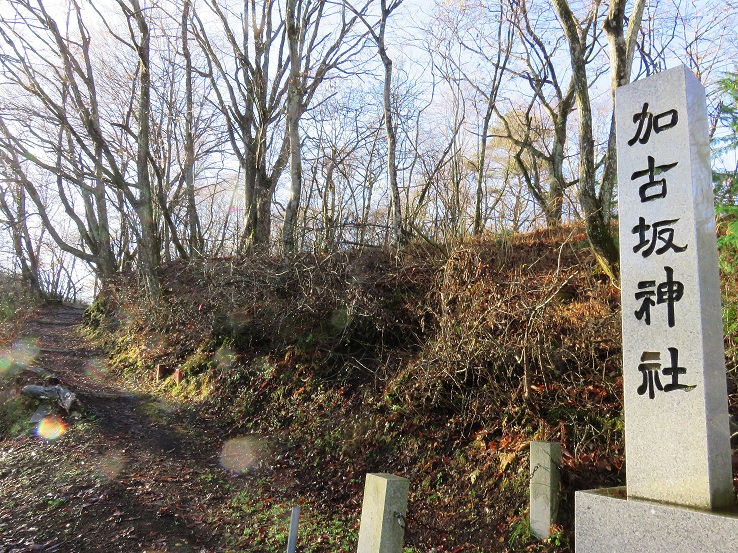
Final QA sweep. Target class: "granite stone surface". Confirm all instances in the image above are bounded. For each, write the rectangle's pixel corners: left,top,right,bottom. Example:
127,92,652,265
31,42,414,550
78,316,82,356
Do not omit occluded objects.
575,488,738,553
615,64,733,510
530,441,561,539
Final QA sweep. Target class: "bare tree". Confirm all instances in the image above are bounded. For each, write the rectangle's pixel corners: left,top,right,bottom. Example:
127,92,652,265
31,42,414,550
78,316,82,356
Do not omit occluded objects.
425,0,515,235
190,0,284,251
0,1,120,281
181,0,204,257
0,0,230,295
0,0,168,295
346,0,407,247
0,171,42,295
191,0,363,254
299,86,384,250
119,0,160,296
282,0,364,254
551,0,645,280
492,0,580,228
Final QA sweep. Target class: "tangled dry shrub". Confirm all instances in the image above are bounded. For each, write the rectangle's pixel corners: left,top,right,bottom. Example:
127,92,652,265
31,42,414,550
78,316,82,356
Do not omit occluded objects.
95,249,438,383
198,251,434,364
0,271,41,346
397,227,622,412
92,227,626,402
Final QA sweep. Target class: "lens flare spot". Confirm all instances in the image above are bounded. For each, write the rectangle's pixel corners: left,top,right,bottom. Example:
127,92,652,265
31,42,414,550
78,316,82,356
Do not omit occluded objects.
0,351,12,373
14,337,40,367
36,416,67,440
1,338,40,374
97,451,125,479
85,358,108,380
219,437,267,474
214,345,235,369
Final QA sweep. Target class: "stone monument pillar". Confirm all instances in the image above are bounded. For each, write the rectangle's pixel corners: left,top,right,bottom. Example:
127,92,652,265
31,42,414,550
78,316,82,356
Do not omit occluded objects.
617,63,733,511
575,64,738,552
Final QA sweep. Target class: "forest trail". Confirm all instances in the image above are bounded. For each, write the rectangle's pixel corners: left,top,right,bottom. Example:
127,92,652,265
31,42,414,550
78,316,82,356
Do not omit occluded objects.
0,304,239,553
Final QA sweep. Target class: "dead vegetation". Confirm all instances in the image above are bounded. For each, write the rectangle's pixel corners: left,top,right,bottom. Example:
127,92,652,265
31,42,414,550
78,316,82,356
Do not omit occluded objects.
0,272,41,348
70,225,737,551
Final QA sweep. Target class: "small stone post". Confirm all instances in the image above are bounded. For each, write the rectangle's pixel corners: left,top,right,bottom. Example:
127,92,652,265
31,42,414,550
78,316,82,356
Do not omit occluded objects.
356,473,409,553
529,441,561,539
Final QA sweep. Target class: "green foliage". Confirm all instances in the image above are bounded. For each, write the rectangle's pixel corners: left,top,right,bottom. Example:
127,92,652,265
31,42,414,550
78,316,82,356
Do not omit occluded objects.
718,224,738,383
82,294,117,333
46,497,67,510
0,301,14,321
547,527,568,548
225,484,358,552
713,70,738,207
179,344,220,381
712,71,738,382
508,515,531,548
0,272,41,344
714,71,738,155
717,204,738,255
0,389,36,438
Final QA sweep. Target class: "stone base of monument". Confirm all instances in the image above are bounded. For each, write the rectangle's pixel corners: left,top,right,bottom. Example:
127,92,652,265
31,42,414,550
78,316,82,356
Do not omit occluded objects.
575,487,738,553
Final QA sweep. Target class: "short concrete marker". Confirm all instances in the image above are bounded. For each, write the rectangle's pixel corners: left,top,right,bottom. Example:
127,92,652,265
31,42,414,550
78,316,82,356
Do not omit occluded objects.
357,473,409,553
529,441,561,539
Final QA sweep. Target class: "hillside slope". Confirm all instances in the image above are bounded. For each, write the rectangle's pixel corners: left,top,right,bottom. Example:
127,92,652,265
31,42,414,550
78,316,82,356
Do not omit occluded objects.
82,226,737,552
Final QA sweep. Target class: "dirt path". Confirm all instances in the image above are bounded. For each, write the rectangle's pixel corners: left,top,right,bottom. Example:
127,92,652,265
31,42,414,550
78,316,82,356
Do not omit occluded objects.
0,305,238,553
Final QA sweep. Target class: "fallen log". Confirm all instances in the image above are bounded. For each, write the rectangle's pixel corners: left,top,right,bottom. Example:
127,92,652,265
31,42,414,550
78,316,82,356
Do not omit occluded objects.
20,384,83,414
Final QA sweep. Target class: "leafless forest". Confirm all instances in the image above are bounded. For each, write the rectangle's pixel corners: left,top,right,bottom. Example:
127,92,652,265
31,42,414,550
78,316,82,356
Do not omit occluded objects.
1,0,737,299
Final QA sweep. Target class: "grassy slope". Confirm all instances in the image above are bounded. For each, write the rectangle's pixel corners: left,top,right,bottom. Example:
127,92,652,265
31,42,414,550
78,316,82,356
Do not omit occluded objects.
86,226,738,552
0,273,44,438
0,272,40,347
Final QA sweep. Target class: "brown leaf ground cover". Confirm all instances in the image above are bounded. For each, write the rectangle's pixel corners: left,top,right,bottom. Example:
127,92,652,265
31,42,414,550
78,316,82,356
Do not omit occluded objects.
1,226,737,552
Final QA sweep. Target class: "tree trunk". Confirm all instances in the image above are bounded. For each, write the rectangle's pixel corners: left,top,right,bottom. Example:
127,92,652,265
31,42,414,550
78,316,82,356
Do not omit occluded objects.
321,156,336,251
282,0,302,256
93,145,117,280
7,184,42,296
255,174,274,247
552,0,619,280
382,49,403,247
474,101,494,235
131,0,160,297
375,0,404,248
600,0,646,227
182,0,202,257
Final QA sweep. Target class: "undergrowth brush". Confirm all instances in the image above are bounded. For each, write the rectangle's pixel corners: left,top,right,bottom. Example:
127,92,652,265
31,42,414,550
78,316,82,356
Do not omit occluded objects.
0,271,40,346
0,273,43,438
83,226,738,551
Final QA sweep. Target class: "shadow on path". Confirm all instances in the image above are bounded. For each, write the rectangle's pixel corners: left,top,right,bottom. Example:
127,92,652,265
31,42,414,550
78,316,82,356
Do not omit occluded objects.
0,304,246,553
